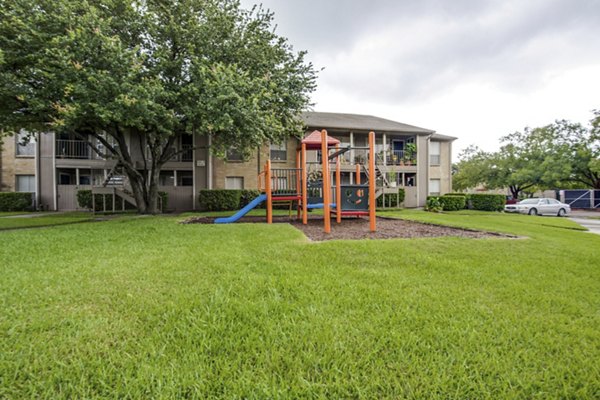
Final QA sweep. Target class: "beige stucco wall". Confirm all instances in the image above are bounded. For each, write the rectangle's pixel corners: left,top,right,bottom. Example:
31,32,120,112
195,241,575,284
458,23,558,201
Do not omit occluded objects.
428,140,453,195
0,134,36,192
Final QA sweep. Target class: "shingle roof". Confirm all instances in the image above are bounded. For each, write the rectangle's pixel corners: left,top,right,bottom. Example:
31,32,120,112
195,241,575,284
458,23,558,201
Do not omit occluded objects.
430,133,457,141
302,111,435,135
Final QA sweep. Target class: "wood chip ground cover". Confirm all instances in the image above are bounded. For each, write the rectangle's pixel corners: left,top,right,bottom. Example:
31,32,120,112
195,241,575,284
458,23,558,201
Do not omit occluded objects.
181,215,517,241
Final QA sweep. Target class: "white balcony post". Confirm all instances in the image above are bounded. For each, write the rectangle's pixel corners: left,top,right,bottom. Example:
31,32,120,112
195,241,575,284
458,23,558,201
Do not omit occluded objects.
382,133,387,166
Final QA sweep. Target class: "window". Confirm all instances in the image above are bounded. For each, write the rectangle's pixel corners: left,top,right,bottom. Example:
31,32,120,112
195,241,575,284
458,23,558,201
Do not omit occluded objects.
159,170,175,186
16,130,35,156
226,176,244,189
79,169,91,185
430,141,440,165
270,142,287,162
57,168,76,185
429,179,441,196
404,173,417,187
177,170,193,186
16,175,35,192
227,148,244,162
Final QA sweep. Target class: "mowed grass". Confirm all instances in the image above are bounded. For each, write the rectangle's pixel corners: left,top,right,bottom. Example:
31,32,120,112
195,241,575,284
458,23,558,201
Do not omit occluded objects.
0,212,98,230
1,211,599,398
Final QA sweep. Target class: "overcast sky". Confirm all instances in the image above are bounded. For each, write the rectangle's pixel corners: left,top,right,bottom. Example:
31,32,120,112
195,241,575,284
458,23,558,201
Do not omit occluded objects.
240,0,600,158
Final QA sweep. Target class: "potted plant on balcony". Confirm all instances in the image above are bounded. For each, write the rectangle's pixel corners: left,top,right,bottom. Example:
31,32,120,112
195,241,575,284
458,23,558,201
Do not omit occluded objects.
405,143,417,165
387,171,397,187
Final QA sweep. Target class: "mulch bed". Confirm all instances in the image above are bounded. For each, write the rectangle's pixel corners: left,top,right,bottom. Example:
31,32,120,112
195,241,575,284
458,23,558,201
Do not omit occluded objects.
181,215,516,241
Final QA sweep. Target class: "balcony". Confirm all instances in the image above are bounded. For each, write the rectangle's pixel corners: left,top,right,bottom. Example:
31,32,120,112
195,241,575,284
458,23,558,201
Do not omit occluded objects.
56,139,93,159
180,144,193,162
385,150,417,166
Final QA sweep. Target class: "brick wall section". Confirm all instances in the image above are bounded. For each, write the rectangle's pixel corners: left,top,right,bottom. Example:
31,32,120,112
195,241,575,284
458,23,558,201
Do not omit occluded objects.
0,134,36,191
212,139,299,190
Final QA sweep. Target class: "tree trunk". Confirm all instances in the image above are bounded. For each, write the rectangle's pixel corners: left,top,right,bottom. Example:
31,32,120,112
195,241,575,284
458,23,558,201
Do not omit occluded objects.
509,185,521,199
120,160,163,214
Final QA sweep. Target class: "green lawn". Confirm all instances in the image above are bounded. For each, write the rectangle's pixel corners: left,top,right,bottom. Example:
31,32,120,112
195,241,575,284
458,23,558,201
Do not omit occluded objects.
1,211,599,398
0,212,98,230
0,211,36,217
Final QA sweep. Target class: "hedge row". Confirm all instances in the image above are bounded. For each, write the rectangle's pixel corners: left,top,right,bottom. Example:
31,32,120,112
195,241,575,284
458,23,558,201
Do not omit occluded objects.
469,193,505,211
0,192,34,211
376,188,406,208
427,193,505,212
77,190,168,212
198,189,262,211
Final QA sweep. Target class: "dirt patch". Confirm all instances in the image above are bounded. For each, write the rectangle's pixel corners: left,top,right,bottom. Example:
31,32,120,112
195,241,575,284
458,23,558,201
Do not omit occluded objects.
182,215,516,241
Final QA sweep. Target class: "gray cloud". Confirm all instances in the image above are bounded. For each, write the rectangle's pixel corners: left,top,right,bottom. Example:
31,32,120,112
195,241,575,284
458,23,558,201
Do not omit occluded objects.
242,0,600,103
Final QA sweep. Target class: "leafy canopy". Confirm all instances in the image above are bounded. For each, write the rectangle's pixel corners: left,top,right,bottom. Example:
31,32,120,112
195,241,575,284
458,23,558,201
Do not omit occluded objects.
0,0,317,212
453,110,600,197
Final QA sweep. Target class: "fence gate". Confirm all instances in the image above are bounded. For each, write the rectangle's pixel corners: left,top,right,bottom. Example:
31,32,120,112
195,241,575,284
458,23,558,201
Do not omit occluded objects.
560,189,599,209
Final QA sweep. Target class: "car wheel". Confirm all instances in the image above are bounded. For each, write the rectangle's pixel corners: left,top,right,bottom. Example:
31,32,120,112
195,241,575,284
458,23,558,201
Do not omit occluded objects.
557,208,566,217
528,208,538,216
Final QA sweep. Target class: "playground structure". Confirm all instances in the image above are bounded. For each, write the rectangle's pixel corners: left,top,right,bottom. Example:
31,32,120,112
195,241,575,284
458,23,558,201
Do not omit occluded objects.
215,129,377,233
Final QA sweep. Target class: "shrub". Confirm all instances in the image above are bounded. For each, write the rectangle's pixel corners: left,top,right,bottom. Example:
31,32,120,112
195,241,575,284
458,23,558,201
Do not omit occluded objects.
425,196,443,213
198,190,242,211
240,189,262,208
0,192,34,211
470,193,505,211
77,190,93,209
438,195,466,211
376,188,406,208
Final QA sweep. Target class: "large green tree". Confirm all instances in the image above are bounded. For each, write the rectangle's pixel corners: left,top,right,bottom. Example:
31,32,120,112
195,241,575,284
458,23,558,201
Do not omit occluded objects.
453,111,600,198
0,0,316,213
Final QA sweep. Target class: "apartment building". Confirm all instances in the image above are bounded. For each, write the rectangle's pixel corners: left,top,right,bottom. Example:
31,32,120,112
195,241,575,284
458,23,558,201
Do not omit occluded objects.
0,112,455,210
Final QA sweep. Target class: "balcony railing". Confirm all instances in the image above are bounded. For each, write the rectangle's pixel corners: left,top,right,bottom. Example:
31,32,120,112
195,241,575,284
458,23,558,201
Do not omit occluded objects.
386,150,417,166
181,144,193,162
56,139,92,159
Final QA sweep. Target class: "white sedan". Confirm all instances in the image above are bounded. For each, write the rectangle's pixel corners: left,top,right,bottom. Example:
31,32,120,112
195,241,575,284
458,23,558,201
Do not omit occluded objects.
504,198,571,216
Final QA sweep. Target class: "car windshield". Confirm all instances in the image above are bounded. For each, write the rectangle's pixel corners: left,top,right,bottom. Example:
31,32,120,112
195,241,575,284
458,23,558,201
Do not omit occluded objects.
519,199,539,205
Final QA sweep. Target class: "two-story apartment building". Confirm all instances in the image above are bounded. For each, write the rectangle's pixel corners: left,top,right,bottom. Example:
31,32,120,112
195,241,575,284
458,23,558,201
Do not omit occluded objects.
0,111,455,210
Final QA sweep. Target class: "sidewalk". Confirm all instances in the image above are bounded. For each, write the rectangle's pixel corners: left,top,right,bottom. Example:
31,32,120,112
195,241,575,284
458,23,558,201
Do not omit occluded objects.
569,217,600,235
0,211,71,219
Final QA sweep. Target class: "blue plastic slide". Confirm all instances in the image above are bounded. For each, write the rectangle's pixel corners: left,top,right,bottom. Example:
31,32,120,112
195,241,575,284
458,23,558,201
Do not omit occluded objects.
306,203,336,209
214,194,268,224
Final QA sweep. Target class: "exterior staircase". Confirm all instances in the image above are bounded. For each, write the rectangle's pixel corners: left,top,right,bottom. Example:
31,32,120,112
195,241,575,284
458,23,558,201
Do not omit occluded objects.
91,164,138,212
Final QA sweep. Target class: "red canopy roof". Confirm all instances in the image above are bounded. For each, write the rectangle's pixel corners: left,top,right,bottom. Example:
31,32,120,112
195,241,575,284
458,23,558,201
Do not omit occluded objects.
301,130,340,150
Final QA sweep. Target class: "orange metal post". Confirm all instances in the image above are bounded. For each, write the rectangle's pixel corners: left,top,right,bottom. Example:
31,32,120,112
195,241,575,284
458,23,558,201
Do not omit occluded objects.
355,164,361,184
335,145,341,223
368,131,376,232
301,143,308,225
321,129,331,233
296,149,301,219
266,160,272,224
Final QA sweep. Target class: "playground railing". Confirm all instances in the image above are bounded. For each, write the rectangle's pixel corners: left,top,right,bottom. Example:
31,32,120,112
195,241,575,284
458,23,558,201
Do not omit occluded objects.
270,168,301,195
258,167,301,196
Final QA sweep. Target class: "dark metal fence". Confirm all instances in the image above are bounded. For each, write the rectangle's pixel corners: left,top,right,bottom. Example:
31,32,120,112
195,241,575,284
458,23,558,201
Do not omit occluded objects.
561,189,600,209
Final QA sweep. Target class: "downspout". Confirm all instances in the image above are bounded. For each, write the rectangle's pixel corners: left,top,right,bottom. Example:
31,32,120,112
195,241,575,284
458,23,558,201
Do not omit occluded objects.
192,133,196,210
207,135,213,190
52,132,57,211
35,132,41,209
420,132,434,208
